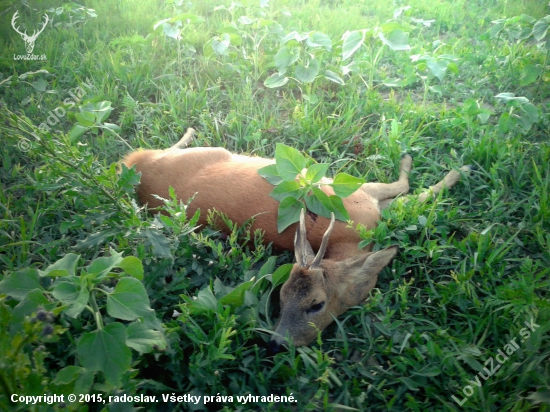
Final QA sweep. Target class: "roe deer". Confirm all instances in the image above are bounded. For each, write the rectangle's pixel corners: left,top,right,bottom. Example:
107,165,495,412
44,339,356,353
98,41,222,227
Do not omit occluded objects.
123,128,469,354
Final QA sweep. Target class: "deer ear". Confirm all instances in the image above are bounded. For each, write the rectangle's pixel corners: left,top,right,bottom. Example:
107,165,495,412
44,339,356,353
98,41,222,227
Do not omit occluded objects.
359,245,398,276
342,245,399,305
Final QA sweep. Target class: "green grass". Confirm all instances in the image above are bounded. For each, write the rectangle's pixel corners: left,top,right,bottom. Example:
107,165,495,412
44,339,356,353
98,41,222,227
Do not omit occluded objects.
0,0,549,411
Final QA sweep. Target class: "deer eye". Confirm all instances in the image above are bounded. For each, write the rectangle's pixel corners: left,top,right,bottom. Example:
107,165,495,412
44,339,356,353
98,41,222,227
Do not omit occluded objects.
307,302,325,314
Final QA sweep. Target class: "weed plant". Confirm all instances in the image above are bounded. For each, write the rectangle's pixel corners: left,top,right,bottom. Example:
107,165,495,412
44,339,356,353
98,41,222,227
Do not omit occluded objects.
0,0,549,411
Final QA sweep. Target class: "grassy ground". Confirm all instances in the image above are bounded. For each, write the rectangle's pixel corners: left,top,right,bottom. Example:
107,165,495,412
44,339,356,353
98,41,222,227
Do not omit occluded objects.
0,0,549,411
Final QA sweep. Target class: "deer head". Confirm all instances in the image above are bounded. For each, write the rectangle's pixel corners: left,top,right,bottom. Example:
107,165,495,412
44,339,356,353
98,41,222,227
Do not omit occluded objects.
12,11,49,54
267,210,398,354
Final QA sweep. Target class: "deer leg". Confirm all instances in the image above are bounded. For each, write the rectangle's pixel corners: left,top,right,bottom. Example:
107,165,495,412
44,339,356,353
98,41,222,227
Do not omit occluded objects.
361,155,412,202
169,128,196,150
416,166,471,202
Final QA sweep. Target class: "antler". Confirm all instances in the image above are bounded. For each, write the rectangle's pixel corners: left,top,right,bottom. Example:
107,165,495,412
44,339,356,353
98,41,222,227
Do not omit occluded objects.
11,11,26,37
11,11,49,40
309,212,335,269
31,14,49,40
294,208,309,267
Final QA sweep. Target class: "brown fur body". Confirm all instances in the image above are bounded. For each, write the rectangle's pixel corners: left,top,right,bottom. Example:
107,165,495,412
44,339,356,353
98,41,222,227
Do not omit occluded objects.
123,129,468,351
124,146,379,261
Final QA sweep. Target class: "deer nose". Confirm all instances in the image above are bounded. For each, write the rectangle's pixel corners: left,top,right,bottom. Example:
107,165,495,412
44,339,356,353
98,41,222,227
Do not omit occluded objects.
267,340,281,355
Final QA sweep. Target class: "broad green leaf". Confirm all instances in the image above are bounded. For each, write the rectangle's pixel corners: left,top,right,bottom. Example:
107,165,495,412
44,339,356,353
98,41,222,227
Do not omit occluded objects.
305,187,334,218
294,58,320,83
383,77,416,88
10,289,52,334
219,279,255,306
102,123,121,134
271,263,293,287
302,93,319,104
426,58,449,81
0,268,42,301
277,196,304,233
517,102,539,133
331,173,364,198
126,321,166,354
328,195,350,221
212,33,231,56
39,253,80,277
264,72,289,88
517,14,536,24
31,78,47,92
342,30,365,61
520,64,542,86
275,143,306,182
117,256,144,280
269,180,304,201
489,22,504,39
258,164,283,185
182,287,219,313
144,228,172,258
52,366,94,396
75,112,95,127
162,21,181,39
94,101,113,123
477,111,492,124
380,22,401,33
76,322,131,386
532,17,549,41
495,93,530,104
251,256,278,293
324,70,345,85
379,29,410,51
87,250,124,279
274,46,300,72
281,30,308,44
237,15,254,25
52,277,89,318
341,60,361,75
53,366,84,385
258,256,277,278
306,32,332,51
498,112,513,134
305,188,349,221
218,26,242,46
68,124,88,141
305,163,329,184
106,277,154,321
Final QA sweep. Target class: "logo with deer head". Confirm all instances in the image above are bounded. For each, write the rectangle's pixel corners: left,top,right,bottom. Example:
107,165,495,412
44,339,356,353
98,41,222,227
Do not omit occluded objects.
11,11,49,54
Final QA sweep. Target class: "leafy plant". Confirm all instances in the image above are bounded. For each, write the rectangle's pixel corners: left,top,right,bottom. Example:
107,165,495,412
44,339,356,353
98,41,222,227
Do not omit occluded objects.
0,250,165,392
48,2,97,28
487,14,550,94
340,23,410,89
206,12,283,82
495,93,541,135
264,30,343,100
383,43,459,105
152,13,205,72
258,143,364,232
68,101,125,144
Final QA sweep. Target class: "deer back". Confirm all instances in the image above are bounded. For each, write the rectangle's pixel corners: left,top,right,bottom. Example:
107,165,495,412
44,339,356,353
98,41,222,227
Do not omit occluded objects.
123,147,381,258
